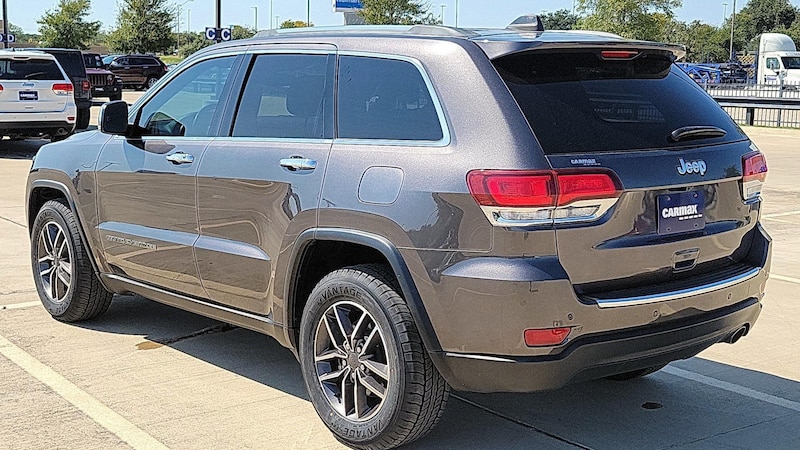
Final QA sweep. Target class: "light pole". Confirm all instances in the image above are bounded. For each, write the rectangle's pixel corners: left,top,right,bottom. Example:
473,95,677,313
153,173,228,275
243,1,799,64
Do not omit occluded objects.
455,0,459,28
307,0,310,26
440,4,446,25
275,15,280,30
187,9,191,34
729,0,737,61
722,2,728,23
176,0,194,53
252,6,258,31
270,0,273,29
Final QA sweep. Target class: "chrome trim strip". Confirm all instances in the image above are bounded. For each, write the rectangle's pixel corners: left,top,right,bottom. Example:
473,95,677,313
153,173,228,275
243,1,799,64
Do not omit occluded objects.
594,267,762,308
444,352,515,363
104,274,275,324
479,198,619,227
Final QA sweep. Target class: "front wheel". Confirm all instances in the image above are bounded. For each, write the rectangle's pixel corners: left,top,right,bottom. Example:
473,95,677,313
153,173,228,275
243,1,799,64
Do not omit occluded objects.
299,264,449,449
30,200,113,322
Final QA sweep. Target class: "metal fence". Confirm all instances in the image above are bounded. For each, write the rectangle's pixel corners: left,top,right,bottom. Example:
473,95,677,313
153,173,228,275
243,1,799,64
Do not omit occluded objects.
702,82,800,128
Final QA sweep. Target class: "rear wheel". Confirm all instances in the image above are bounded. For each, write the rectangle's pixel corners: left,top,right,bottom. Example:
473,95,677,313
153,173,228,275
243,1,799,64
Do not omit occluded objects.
31,200,113,322
299,264,449,449
145,76,158,89
76,108,90,129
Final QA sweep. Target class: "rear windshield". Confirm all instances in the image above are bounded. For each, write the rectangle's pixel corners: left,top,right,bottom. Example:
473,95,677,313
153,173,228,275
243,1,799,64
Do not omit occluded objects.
0,59,63,80
493,50,744,154
46,51,86,78
83,54,104,69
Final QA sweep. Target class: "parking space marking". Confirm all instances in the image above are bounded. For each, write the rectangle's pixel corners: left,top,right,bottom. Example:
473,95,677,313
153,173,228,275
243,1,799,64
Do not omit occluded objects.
0,215,26,228
761,210,800,219
1,300,40,310
0,334,169,450
770,274,800,285
663,366,800,413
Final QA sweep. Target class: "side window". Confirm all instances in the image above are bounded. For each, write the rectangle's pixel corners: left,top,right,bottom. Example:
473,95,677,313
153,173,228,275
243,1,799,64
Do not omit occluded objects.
136,56,235,137
766,58,780,70
338,56,443,141
231,53,333,139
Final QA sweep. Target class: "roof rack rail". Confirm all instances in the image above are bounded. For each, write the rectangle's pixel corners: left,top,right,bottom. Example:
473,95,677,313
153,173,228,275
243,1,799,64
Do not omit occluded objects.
253,25,478,39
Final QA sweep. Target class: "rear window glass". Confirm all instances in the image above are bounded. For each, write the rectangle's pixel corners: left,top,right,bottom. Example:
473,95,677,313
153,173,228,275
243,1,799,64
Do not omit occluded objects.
338,56,443,141
83,54,104,69
493,50,743,154
0,59,63,80
46,51,86,78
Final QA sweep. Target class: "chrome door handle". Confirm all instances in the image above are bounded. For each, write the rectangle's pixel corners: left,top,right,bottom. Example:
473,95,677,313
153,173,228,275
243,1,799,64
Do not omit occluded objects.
280,158,317,171
166,152,194,164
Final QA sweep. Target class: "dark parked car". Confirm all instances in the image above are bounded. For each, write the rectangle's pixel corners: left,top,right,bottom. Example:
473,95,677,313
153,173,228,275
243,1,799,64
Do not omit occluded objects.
82,52,123,101
31,48,92,129
102,54,167,90
27,21,771,449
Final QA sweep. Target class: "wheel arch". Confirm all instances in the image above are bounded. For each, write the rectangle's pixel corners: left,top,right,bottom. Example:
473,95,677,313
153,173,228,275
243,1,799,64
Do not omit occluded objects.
284,228,442,356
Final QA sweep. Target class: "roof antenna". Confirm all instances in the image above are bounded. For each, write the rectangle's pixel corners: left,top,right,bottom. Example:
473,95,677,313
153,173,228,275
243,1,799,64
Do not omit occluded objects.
507,14,545,32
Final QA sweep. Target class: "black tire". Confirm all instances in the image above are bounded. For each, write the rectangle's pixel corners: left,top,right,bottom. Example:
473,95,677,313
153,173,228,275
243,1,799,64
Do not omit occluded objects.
145,76,157,89
299,264,449,449
76,108,91,129
109,93,123,102
30,199,113,322
606,364,667,381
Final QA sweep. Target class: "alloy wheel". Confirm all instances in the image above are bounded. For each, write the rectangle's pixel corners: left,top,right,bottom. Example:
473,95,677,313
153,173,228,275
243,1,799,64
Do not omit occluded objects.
36,221,73,303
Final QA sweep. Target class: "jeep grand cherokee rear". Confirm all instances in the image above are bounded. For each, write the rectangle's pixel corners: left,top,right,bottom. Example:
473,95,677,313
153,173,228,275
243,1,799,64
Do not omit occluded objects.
26,22,770,450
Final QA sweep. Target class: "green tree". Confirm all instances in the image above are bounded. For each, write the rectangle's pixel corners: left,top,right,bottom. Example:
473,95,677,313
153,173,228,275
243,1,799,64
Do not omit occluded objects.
737,0,797,41
576,0,682,41
358,0,440,25
231,25,256,40
177,32,211,58
540,9,579,30
37,0,100,49
672,20,730,62
108,0,175,53
279,20,313,29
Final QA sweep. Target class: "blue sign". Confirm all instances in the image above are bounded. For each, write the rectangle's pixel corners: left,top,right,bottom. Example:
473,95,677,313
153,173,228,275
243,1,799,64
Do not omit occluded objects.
333,0,363,12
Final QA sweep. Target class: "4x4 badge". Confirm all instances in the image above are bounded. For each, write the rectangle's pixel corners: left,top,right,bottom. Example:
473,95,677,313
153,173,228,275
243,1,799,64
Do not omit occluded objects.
677,158,707,176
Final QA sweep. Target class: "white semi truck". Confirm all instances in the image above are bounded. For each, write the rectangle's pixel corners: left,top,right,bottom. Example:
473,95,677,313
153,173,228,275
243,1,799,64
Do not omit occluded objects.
756,33,800,85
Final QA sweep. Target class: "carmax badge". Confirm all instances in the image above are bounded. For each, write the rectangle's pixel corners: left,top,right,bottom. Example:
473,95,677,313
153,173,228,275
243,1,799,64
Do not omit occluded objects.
677,158,707,176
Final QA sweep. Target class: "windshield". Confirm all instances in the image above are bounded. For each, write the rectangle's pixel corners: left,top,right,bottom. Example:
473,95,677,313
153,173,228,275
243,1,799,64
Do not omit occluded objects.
781,57,800,70
83,54,104,69
103,55,118,65
0,58,63,80
493,50,744,154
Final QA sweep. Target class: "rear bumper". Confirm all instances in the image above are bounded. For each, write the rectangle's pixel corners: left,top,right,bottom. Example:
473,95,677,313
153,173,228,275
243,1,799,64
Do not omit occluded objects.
433,297,761,392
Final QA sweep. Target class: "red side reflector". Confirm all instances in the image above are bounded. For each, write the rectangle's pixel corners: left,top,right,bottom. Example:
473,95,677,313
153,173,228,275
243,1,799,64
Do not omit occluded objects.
556,173,619,205
467,170,557,207
601,50,639,59
524,327,571,347
743,151,767,182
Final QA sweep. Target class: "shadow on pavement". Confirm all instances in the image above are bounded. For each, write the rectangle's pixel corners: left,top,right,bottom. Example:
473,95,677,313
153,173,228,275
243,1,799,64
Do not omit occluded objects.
75,294,800,449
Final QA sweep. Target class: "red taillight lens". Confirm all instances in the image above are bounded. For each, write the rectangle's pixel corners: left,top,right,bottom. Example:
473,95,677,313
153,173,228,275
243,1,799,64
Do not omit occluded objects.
743,151,768,182
0,84,4,92
601,50,639,59
524,327,571,347
467,170,557,207
82,80,91,91
467,170,620,207
556,173,619,205
52,83,74,95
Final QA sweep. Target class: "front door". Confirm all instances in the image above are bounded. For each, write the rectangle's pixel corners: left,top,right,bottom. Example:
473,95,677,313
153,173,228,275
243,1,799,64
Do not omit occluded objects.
95,54,239,297
195,49,335,314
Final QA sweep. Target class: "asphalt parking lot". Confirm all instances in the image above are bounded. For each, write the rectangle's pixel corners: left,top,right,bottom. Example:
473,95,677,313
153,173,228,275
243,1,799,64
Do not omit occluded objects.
2,99,800,448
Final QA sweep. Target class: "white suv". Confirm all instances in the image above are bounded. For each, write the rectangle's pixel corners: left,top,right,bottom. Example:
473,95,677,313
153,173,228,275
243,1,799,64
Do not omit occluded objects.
0,50,76,141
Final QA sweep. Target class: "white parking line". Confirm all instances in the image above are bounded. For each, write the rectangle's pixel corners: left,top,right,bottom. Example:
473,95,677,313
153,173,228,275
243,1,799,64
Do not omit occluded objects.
662,366,800,413
1,301,41,310
0,334,169,450
770,274,800,285
761,210,800,219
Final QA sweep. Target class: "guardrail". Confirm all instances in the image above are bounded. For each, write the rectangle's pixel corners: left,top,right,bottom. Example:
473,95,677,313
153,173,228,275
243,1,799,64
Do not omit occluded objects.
703,83,800,128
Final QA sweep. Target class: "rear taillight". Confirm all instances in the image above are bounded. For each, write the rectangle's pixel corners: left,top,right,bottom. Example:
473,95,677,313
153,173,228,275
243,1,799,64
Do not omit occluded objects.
82,80,91,91
52,83,74,96
742,149,768,201
600,50,639,60
0,84,4,92
467,170,621,226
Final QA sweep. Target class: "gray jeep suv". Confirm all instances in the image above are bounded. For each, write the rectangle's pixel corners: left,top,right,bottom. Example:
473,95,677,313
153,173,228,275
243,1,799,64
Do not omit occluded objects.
26,21,771,449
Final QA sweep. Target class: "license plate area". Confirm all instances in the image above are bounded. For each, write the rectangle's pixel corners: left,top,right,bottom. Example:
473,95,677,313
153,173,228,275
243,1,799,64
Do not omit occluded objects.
657,190,705,235
19,91,38,101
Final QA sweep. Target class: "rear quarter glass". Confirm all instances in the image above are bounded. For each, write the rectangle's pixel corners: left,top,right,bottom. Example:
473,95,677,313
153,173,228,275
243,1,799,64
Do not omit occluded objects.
492,50,745,154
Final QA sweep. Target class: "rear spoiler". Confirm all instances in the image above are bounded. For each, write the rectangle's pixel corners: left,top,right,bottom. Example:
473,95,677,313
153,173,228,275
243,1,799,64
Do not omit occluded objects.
475,36,686,61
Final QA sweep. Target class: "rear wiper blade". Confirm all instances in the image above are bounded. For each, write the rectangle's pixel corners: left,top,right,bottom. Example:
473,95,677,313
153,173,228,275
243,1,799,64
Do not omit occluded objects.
670,126,727,142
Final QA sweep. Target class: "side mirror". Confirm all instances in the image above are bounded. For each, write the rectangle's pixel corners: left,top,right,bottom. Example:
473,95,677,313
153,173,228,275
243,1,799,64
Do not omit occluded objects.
99,100,129,135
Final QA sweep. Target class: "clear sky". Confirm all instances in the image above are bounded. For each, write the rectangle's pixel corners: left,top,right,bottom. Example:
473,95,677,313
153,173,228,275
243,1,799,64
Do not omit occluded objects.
6,0,800,35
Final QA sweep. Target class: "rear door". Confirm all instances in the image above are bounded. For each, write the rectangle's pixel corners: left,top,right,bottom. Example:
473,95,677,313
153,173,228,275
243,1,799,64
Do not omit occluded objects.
0,56,69,113
492,48,761,298
96,54,240,297
195,46,335,314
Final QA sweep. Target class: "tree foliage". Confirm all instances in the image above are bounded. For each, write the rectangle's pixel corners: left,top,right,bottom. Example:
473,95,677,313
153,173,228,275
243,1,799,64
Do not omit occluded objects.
280,20,313,29
540,9,579,30
358,0,439,25
576,0,682,41
37,0,100,49
108,0,175,54
738,0,797,42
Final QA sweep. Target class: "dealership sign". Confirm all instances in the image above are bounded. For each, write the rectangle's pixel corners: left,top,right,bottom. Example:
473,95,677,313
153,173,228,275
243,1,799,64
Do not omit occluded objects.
333,0,363,12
